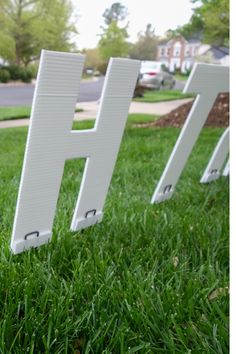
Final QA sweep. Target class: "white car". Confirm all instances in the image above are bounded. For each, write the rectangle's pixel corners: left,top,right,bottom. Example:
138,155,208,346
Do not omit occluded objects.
139,61,175,90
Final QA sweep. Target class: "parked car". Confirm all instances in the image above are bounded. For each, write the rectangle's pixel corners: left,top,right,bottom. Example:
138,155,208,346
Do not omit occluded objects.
85,67,94,75
139,61,175,90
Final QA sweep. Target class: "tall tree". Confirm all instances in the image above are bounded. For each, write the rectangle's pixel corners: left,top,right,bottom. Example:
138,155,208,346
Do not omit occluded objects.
99,21,129,60
102,2,128,26
0,0,76,66
129,24,159,60
99,2,129,62
178,13,204,40
197,0,229,46
178,0,229,46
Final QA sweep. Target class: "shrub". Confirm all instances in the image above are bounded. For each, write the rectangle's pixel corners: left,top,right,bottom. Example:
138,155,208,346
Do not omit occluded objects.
161,63,169,72
185,68,192,76
0,69,11,83
28,63,38,78
3,65,33,83
6,65,23,81
20,68,33,83
97,61,108,75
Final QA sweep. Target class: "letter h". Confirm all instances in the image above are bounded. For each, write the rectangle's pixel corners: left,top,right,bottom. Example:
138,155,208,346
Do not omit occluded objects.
11,50,140,254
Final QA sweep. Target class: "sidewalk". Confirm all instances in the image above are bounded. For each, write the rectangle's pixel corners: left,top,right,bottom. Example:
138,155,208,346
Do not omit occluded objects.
0,98,193,129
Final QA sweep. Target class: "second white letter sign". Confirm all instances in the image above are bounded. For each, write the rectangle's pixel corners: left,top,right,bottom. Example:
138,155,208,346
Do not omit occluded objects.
151,63,229,204
11,50,140,254
200,127,229,183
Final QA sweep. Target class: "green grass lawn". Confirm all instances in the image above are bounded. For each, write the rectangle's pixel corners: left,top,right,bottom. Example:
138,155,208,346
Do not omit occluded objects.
127,113,159,125
0,107,83,121
0,106,31,121
174,74,189,82
134,89,195,103
0,117,229,353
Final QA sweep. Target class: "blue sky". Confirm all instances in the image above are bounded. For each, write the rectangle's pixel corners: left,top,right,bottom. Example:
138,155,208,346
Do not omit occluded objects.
71,0,197,49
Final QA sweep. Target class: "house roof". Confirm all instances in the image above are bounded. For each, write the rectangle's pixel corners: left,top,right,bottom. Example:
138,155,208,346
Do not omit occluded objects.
218,46,229,55
158,36,200,47
187,38,201,44
208,46,229,59
158,39,169,46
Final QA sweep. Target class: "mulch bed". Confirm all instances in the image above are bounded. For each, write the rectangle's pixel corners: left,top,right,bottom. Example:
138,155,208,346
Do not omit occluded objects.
138,92,229,128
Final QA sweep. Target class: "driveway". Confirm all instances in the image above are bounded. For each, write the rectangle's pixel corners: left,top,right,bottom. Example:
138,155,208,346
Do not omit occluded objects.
0,98,193,129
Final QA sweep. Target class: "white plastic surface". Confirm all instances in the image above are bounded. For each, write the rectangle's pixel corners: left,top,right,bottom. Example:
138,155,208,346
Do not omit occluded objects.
11,50,140,254
222,159,229,176
200,127,229,183
151,63,229,204
70,58,140,231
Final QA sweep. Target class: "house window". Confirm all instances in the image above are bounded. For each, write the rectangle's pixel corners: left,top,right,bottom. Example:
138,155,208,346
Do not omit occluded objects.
160,48,165,56
173,41,181,57
174,49,180,56
167,48,171,55
185,47,190,56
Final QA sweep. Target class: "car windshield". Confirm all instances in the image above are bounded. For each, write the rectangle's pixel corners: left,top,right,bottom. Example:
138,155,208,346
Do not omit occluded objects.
141,62,161,72
142,62,161,69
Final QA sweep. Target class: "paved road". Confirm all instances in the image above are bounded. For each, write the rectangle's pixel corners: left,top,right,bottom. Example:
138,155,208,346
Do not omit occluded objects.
175,80,186,90
0,77,105,106
0,77,185,107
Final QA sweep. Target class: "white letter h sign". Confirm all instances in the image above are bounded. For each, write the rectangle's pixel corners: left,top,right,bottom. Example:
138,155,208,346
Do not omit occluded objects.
11,50,140,254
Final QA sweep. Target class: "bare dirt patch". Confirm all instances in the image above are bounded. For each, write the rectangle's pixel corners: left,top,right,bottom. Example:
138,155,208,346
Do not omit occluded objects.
137,93,229,128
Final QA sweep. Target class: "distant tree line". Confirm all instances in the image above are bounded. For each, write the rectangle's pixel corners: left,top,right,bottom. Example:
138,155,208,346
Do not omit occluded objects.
0,0,76,67
0,0,229,81
86,0,229,74
166,0,229,47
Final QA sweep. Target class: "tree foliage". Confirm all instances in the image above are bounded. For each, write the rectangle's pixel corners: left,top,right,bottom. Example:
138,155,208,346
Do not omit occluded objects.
99,2,129,62
198,0,229,46
82,48,105,70
177,0,229,46
178,13,204,40
129,24,159,60
0,0,76,66
102,2,128,26
99,21,129,61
